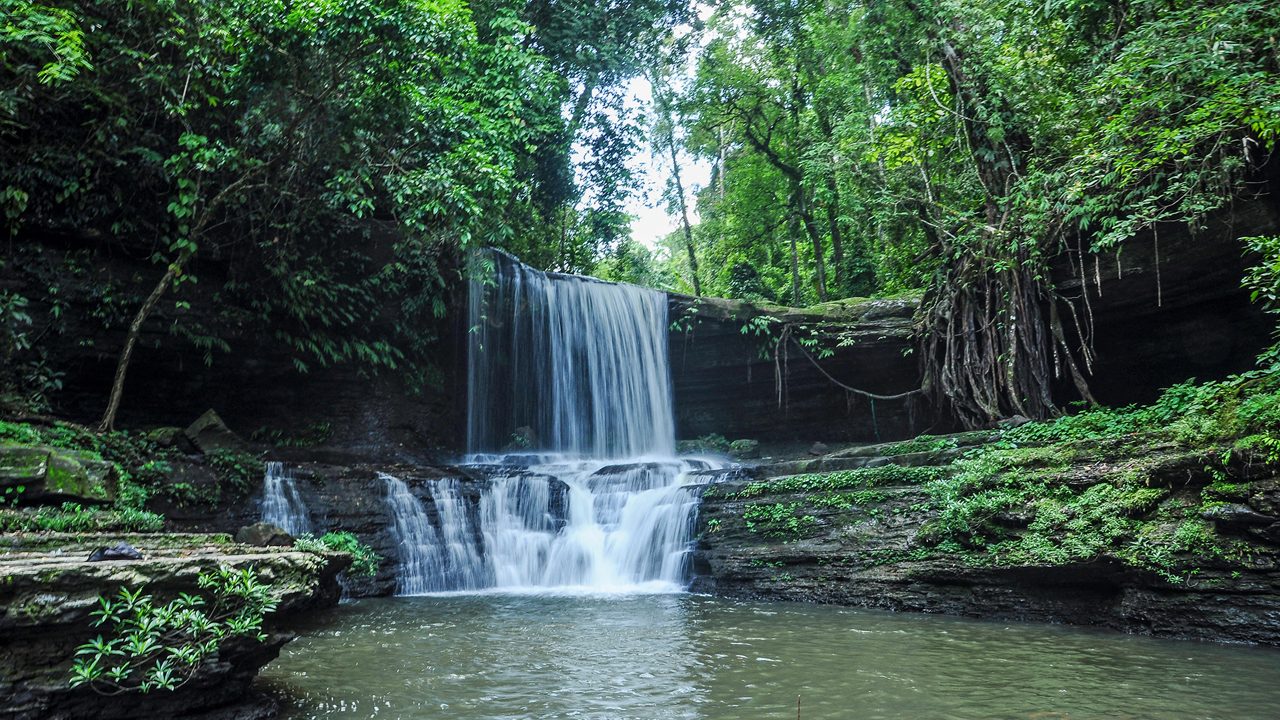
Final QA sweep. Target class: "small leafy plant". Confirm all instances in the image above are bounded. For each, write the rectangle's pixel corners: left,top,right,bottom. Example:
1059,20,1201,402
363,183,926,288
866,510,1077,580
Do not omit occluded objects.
293,531,381,578
69,566,277,694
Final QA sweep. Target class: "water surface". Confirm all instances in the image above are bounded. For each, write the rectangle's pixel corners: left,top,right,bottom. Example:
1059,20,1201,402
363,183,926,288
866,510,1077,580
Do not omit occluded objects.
262,594,1280,720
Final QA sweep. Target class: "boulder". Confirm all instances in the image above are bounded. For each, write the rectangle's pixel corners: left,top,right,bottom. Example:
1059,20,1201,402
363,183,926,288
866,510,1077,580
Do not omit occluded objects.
0,533,348,719
184,409,244,454
145,426,197,453
235,522,294,547
1202,503,1276,531
0,444,116,504
87,542,144,561
808,442,830,456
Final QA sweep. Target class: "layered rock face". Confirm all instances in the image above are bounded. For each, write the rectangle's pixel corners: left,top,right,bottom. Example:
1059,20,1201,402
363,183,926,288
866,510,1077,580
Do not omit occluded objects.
0,534,348,720
158,459,465,598
668,296,926,444
691,437,1280,646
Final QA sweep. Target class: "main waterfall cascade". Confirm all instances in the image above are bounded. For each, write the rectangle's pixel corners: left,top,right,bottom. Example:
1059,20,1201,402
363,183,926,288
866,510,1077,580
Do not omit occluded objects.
382,250,725,595
260,461,311,536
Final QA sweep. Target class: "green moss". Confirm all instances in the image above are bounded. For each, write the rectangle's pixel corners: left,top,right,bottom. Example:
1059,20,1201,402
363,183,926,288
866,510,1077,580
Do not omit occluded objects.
742,502,818,539
914,368,1280,583
882,434,957,457
737,464,945,499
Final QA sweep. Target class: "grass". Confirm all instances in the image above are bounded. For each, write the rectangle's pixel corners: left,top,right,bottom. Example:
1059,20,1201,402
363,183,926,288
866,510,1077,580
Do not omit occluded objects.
0,502,164,532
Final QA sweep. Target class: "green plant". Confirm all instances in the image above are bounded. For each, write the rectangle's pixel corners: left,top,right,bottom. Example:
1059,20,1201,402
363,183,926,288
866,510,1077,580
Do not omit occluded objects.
293,532,381,578
742,502,818,539
69,566,277,694
206,450,262,498
0,502,163,532
250,422,334,448
882,435,957,457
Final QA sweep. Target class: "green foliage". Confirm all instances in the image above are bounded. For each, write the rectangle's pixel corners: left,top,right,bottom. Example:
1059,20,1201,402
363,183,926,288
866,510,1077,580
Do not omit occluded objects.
918,368,1280,582
249,423,333,449
293,531,381,579
678,433,732,454
1243,235,1280,364
0,502,163,533
3,0,693,415
882,435,957,457
742,502,818,539
205,450,261,499
736,465,945,499
69,566,277,694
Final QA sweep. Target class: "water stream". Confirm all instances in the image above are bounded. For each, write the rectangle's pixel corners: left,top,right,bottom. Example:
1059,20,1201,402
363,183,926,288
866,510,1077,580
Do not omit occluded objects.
260,461,311,536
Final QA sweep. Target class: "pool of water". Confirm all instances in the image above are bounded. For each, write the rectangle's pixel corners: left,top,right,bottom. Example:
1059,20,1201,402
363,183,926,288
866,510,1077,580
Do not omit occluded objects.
261,593,1280,720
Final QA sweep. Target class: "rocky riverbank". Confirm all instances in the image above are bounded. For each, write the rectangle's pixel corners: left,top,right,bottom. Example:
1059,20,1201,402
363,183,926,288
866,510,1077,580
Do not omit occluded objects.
0,532,348,720
692,422,1280,646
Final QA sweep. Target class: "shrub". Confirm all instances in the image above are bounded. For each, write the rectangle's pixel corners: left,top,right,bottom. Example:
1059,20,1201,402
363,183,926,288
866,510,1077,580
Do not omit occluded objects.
69,566,277,694
294,531,381,578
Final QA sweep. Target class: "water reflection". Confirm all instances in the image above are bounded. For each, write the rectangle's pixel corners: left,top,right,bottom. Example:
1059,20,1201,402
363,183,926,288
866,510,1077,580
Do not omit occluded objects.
262,595,1280,720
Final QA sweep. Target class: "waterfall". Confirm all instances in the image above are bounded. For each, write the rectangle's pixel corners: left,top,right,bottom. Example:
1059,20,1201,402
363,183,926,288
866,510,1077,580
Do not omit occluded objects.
382,462,708,595
382,250,720,596
260,461,311,536
466,250,675,458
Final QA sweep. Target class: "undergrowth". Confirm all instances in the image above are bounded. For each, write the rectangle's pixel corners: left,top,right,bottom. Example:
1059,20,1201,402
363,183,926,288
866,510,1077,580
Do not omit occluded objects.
916,365,1280,583
0,502,164,532
293,531,381,578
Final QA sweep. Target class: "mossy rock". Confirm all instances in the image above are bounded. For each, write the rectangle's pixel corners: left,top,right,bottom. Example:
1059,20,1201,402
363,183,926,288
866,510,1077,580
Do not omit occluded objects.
0,444,116,504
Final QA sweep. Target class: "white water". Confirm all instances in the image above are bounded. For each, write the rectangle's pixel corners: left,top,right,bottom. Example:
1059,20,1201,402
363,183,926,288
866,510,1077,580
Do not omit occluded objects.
380,250,722,596
466,250,675,458
260,461,311,536
383,459,710,595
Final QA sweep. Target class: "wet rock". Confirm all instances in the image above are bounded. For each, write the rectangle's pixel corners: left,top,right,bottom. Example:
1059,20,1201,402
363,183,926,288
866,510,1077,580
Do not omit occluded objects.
998,415,1032,428
808,442,829,456
184,409,245,453
0,444,117,505
1202,503,1276,530
87,542,144,561
0,533,347,720
235,522,294,547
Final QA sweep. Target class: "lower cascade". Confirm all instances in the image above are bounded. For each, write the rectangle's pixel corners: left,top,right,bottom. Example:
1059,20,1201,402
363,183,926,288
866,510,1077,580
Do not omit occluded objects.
382,458,715,594
260,461,311,536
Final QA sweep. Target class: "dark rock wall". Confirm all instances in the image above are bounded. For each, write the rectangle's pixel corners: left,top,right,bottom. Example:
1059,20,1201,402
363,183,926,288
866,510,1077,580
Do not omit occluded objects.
161,459,473,598
1054,199,1278,406
668,296,930,445
2,236,463,460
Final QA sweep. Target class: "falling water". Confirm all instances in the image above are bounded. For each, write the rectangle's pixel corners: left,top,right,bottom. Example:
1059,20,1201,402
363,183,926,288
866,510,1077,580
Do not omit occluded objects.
383,461,711,594
260,461,311,536
383,250,722,595
466,249,675,458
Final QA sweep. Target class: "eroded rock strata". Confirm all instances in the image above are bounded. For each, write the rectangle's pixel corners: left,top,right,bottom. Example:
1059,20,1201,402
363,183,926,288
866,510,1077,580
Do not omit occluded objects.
0,534,348,720
692,436,1280,646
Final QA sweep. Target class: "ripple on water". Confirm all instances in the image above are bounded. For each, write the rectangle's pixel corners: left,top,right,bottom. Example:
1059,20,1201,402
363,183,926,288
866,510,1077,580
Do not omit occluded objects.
261,595,1280,720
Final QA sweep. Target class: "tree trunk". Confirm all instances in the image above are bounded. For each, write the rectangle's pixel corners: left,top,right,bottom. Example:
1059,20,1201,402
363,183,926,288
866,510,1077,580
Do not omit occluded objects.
667,132,702,296
787,212,803,305
793,186,827,302
98,257,185,432
823,172,844,290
